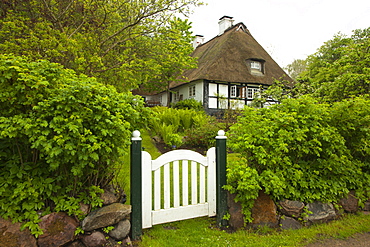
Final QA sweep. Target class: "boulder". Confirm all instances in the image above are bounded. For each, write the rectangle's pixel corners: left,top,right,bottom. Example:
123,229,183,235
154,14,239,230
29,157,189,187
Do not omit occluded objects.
108,219,131,240
364,199,370,211
305,202,337,224
37,212,79,247
339,191,359,213
0,217,37,247
121,236,132,246
279,216,302,230
250,190,278,227
81,231,107,247
65,240,86,247
227,192,245,229
81,203,131,232
101,190,119,206
278,200,305,218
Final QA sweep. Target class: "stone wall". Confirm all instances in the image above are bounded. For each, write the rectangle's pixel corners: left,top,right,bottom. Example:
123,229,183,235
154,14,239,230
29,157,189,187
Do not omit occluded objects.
228,190,370,231
0,190,131,247
1,189,369,246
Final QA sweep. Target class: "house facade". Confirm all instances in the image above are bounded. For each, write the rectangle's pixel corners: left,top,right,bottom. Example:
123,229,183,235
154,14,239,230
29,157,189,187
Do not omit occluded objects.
140,16,293,114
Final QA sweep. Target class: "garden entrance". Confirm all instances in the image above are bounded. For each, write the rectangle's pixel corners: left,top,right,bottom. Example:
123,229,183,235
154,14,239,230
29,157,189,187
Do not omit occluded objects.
130,130,228,240
141,148,216,229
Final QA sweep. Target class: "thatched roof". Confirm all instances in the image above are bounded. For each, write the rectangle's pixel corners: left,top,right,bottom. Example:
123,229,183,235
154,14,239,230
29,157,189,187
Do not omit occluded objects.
170,23,293,88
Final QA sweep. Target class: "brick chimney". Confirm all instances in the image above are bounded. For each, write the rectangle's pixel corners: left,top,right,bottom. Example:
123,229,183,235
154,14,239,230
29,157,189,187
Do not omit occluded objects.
218,16,234,35
193,34,205,49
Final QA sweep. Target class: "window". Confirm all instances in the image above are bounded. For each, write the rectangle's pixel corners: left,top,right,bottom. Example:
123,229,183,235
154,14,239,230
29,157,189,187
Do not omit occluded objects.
189,85,196,97
251,61,261,71
173,91,179,101
248,59,264,75
247,88,259,99
230,85,237,97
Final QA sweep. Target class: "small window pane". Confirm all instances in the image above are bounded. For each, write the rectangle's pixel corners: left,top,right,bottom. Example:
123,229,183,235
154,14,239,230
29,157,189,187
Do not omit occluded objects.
251,61,261,70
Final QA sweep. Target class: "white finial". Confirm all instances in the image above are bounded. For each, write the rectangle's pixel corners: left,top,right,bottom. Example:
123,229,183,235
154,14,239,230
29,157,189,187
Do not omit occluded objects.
132,130,141,140
216,130,227,139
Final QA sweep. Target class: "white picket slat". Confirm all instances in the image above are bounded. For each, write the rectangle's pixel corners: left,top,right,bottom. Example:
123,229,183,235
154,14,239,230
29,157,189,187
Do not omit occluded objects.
164,163,170,209
200,164,205,203
154,168,161,210
182,160,188,206
207,147,216,216
142,151,152,229
173,160,180,207
191,161,197,205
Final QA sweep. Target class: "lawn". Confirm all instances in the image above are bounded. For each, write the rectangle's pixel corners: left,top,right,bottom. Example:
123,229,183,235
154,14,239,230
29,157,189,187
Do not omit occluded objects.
137,213,370,247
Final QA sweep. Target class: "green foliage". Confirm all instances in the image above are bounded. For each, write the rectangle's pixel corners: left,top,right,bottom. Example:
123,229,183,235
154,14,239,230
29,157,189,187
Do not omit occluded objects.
224,159,261,223
226,96,370,223
284,59,308,81
0,0,201,92
297,28,370,102
0,55,148,235
183,115,222,149
150,107,220,149
173,99,204,111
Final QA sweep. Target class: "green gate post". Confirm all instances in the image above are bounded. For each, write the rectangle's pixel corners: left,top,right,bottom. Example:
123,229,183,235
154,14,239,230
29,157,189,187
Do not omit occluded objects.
216,130,228,227
130,130,142,240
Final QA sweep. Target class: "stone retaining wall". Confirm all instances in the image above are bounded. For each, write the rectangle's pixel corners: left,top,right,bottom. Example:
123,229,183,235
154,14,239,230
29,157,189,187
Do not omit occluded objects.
228,190,370,230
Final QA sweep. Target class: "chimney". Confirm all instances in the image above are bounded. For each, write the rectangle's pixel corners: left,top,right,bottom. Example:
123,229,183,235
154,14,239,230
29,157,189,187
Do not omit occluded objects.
218,16,234,35
193,34,205,49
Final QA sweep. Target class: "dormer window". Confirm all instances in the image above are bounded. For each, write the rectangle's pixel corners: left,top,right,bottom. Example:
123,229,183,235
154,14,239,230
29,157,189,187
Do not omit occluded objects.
248,59,265,75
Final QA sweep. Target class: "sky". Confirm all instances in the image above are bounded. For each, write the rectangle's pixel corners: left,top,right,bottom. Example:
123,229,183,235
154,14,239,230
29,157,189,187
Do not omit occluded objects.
187,0,370,67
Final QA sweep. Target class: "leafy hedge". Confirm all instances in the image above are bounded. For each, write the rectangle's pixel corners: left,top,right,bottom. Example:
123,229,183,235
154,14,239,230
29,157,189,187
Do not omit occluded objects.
226,96,370,223
0,55,148,235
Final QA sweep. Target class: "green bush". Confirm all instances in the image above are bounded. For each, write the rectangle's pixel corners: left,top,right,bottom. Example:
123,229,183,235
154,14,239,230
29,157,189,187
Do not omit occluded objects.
183,114,221,149
0,55,148,236
150,107,221,149
173,98,203,111
227,96,370,223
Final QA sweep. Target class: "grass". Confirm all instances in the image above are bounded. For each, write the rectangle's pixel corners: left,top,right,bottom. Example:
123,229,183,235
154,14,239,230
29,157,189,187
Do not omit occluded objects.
137,213,370,247
114,129,161,205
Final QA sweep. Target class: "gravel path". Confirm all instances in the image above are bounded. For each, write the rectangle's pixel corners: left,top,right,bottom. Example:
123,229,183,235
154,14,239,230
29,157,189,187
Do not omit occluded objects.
305,232,370,247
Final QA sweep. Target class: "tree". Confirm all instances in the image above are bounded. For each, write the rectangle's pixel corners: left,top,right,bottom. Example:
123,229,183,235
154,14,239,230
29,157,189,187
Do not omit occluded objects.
135,17,197,105
0,0,201,91
296,28,370,102
284,59,307,81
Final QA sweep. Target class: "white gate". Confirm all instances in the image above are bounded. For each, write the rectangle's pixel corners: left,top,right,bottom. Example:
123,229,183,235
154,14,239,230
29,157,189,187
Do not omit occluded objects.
141,148,216,228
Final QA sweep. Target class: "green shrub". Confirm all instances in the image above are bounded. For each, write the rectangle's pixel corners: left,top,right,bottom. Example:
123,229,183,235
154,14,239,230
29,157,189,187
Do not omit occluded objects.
173,98,203,111
150,107,221,149
0,55,148,236
227,96,370,223
183,114,221,149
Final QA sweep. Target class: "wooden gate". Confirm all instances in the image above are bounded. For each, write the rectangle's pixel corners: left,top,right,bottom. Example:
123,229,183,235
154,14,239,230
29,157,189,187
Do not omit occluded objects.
130,130,227,240
141,148,216,228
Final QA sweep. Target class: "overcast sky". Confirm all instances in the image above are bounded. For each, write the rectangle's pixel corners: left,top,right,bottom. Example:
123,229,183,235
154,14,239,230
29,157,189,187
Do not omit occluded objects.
187,0,370,67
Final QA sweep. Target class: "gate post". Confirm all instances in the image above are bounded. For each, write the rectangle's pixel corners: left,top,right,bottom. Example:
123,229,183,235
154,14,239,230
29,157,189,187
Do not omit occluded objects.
130,130,142,240
216,130,228,227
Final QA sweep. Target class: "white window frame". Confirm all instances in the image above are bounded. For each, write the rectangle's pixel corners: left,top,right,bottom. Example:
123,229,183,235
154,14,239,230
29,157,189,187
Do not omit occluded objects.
247,88,260,99
251,61,261,71
230,85,237,98
251,61,262,71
